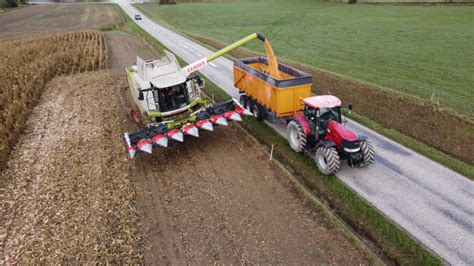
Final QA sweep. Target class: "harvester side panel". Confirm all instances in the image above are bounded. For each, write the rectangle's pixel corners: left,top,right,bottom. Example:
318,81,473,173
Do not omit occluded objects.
233,57,312,117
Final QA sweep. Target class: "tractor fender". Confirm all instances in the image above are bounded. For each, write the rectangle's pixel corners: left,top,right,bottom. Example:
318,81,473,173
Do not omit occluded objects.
292,114,310,136
316,140,337,149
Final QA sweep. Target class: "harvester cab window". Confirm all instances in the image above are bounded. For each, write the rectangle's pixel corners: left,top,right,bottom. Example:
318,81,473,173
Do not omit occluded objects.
156,84,189,112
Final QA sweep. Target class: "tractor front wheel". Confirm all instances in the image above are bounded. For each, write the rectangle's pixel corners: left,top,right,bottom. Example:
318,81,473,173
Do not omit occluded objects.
287,120,307,153
360,140,375,166
315,146,340,175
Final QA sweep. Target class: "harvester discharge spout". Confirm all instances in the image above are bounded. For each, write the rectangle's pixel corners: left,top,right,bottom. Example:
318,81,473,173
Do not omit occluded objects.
123,33,262,158
181,32,266,76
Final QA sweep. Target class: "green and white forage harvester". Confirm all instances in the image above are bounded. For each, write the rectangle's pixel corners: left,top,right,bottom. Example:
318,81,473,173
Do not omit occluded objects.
123,33,266,158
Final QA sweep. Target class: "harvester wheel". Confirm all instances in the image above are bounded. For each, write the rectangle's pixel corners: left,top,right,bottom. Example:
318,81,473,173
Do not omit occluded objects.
315,146,340,175
252,102,264,121
130,109,142,124
360,140,375,166
287,120,307,152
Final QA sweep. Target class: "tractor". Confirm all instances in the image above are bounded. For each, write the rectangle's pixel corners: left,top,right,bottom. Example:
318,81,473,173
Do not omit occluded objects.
286,95,374,175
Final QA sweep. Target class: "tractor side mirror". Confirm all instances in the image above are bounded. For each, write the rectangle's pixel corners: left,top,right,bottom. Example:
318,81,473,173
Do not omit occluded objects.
138,91,144,101
348,103,353,110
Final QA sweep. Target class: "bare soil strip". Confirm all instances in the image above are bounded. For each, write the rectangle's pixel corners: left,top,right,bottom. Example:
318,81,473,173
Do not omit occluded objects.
132,126,369,264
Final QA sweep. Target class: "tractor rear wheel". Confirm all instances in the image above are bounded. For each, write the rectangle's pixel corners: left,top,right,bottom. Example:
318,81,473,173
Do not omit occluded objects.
315,146,340,175
287,120,307,153
360,140,375,166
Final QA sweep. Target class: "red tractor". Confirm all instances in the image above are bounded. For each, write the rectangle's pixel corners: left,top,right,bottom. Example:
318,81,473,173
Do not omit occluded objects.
286,95,374,175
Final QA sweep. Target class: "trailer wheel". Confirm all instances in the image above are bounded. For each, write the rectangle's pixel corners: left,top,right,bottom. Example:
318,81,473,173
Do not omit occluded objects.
360,140,375,166
239,95,248,107
315,146,340,175
251,102,264,121
245,98,252,112
287,120,307,152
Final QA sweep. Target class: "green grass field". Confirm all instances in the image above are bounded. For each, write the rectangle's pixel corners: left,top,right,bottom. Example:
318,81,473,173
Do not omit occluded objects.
135,0,474,117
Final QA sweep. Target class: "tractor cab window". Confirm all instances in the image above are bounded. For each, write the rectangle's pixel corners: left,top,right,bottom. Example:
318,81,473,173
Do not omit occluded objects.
304,105,317,118
154,84,189,112
319,107,341,124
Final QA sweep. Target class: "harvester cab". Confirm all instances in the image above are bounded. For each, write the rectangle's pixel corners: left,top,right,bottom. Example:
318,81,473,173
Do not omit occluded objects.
123,33,265,158
128,51,204,121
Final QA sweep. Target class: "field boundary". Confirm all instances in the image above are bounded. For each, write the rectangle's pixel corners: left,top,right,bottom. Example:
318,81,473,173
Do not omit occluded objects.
109,6,444,264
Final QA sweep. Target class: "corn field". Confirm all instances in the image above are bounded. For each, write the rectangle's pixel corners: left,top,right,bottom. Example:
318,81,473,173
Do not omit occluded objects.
0,30,108,171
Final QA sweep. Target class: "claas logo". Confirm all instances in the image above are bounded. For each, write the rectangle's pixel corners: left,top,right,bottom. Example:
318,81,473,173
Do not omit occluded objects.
187,60,206,73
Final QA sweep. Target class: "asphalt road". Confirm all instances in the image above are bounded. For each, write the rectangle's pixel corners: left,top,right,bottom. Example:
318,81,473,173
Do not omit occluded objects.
119,3,473,264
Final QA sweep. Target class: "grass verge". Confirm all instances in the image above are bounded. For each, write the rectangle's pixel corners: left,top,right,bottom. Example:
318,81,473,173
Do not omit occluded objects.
108,5,443,264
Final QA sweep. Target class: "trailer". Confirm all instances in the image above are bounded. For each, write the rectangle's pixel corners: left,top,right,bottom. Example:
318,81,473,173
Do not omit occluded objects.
234,56,312,121
234,57,375,175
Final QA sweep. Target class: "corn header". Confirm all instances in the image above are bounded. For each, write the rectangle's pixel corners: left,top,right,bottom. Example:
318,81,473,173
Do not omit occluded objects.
123,33,266,158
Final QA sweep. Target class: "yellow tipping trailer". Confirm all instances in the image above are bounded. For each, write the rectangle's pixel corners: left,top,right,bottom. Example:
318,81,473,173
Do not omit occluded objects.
234,56,312,120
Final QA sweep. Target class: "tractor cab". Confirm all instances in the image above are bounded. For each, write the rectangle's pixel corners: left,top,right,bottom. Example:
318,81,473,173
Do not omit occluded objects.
285,95,374,175
303,95,342,136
